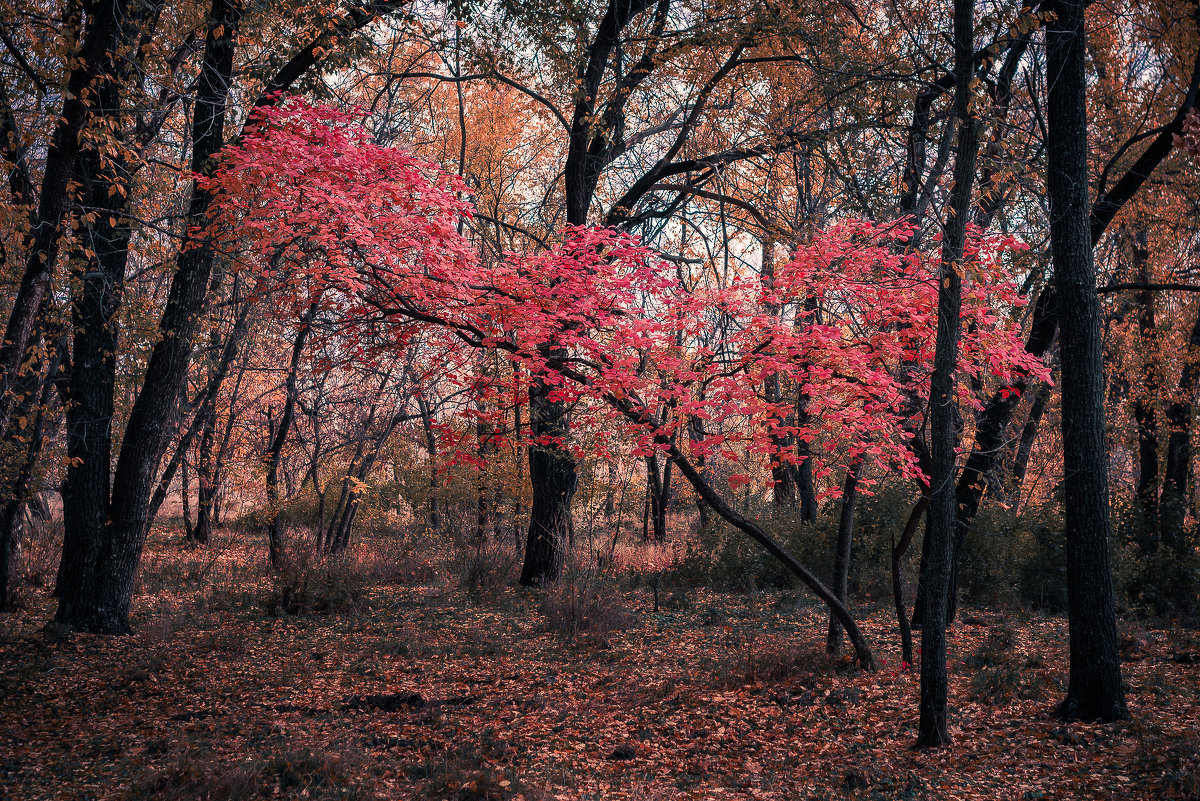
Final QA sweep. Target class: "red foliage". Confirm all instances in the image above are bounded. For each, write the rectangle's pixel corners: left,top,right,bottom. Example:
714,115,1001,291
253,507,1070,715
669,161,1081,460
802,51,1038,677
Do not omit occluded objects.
206,99,1050,496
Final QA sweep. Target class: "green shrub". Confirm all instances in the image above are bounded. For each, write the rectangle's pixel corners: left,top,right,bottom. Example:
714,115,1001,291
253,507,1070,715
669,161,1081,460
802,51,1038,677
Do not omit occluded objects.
667,483,919,600
957,499,1066,612
1111,499,1200,620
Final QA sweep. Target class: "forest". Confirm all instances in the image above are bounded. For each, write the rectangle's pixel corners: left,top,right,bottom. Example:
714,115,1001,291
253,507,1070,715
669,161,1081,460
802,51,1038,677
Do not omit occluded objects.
1,0,1200,798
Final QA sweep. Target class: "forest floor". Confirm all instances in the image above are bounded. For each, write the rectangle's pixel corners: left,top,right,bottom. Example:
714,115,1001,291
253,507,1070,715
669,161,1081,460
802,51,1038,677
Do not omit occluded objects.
1,528,1199,801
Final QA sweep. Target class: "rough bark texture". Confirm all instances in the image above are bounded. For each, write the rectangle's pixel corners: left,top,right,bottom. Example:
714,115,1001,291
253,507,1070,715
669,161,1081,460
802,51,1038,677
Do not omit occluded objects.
917,0,978,749
0,0,132,434
1045,0,1128,723
55,0,240,632
520,371,577,585
1131,230,1159,531
54,0,159,633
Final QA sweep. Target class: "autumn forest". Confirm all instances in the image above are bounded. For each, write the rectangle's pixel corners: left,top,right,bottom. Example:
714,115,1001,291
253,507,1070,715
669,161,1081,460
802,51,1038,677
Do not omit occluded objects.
2,0,1200,798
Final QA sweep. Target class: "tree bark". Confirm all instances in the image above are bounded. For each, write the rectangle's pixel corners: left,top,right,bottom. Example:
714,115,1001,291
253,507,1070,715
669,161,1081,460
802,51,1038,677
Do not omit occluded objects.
520,369,577,585
1130,230,1159,532
826,460,861,656
1161,307,1200,549
917,0,979,749
265,304,317,566
1045,0,1128,723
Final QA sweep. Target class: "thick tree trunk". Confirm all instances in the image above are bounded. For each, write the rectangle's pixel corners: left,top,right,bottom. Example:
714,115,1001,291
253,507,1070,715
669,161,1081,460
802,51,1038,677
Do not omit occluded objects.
924,8,1200,625
54,11,144,628
54,0,241,633
520,371,577,585
0,0,132,435
917,0,978,748
1045,0,1128,723
826,460,861,656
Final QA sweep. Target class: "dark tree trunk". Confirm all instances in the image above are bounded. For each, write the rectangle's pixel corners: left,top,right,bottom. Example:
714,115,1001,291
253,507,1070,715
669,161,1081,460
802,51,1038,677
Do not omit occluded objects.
520,371,577,585
0,0,133,435
265,304,317,567
917,0,979,748
642,454,668,543
416,390,441,532
923,7,1200,625
52,0,411,633
917,286,1057,626
146,297,253,528
1045,0,1128,723
193,407,218,545
1131,230,1160,531
1161,308,1200,549
181,451,195,541
893,496,927,668
1007,383,1050,505
688,415,712,529
826,460,861,656
54,0,240,633
54,0,148,627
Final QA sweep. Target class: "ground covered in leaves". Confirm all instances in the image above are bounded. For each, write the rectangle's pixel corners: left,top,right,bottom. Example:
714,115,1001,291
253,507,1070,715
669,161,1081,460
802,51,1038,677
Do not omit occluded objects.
2,533,1200,801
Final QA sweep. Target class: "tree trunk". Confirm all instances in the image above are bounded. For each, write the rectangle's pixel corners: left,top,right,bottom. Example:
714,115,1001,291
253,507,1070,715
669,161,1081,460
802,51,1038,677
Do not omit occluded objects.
520,370,577,585
54,11,144,627
416,390,441,532
893,496,926,668
826,460,861,656
1161,307,1200,549
917,0,979,748
265,304,317,567
1045,0,1128,723
193,407,218,545
1007,383,1050,506
1130,230,1160,532
918,286,1056,626
0,0,132,435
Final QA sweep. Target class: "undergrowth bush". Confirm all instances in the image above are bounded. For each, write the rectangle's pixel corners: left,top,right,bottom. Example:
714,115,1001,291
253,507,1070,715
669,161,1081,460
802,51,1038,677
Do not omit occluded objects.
667,484,918,600
1112,499,1200,621
964,621,1057,704
959,500,1067,611
128,748,369,801
263,553,369,617
538,578,636,637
